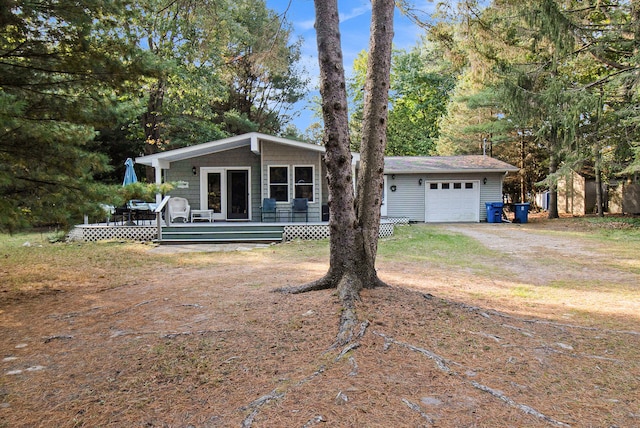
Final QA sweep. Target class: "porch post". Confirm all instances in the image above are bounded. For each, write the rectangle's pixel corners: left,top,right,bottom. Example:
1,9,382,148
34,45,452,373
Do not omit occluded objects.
154,163,162,204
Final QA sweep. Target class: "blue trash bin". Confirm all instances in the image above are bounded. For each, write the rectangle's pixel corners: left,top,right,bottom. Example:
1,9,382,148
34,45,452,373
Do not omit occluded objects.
513,203,530,223
485,202,504,223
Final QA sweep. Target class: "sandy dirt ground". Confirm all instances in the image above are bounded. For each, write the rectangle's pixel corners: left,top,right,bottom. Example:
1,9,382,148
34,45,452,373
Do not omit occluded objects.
1,222,638,427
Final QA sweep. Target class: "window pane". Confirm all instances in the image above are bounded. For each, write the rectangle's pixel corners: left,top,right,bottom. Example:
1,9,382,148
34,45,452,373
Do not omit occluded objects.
453,182,462,189
295,185,313,200
270,166,287,184
442,183,450,189
295,166,313,183
294,166,314,202
270,185,288,201
465,182,474,189
430,183,438,190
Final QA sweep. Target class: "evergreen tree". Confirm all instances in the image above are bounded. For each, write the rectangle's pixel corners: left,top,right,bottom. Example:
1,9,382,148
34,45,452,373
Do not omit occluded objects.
0,0,148,231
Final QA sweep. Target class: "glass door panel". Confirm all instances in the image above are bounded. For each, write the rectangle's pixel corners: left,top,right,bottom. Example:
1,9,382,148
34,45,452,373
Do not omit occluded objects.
227,170,249,220
207,172,222,214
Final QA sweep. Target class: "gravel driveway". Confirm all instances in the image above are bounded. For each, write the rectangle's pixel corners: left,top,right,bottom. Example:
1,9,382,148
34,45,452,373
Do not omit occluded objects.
440,223,638,287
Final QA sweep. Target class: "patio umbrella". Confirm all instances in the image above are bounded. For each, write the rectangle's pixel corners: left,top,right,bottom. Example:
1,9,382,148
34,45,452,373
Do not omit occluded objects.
122,158,138,225
123,158,138,186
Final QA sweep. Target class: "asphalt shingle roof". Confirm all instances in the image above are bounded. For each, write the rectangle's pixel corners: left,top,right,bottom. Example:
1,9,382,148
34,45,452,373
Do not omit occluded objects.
384,155,519,174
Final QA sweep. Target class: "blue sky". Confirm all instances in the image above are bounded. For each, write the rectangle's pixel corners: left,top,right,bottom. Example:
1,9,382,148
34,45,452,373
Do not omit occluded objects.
265,0,436,133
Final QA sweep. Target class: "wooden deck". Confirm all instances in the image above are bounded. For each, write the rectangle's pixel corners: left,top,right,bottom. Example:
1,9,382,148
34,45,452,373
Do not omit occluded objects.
68,219,404,244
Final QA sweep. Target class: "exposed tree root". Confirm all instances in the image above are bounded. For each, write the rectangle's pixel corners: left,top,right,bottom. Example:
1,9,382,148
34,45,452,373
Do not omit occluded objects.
374,331,456,374
453,300,640,336
240,389,285,428
302,415,326,427
335,342,360,361
402,398,434,424
376,330,571,427
273,275,336,294
111,299,158,315
238,365,327,426
471,381,571,427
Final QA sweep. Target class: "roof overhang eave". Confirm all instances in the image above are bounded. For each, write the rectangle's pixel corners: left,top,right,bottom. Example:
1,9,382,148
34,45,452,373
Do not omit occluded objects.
385,168,519,174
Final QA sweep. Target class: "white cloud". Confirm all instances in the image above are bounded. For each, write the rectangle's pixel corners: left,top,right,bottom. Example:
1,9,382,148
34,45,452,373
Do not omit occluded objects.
339,3,372,23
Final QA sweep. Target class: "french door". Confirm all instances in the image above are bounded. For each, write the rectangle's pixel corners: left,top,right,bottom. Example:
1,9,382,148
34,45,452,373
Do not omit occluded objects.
200,167,250,221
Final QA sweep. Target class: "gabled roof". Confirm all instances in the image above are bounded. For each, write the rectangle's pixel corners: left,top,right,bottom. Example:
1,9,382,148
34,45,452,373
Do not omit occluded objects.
135,132,331,168
384,155,519,174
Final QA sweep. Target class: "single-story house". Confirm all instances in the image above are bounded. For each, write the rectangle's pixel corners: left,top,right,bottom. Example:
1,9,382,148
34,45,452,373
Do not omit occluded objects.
135,132,519,223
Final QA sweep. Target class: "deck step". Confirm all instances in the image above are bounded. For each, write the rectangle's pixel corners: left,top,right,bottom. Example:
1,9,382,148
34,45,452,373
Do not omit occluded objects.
159,224,284,244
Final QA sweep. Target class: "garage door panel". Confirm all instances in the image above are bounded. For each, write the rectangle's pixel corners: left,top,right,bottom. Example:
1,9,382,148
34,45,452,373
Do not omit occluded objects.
425,181,480,222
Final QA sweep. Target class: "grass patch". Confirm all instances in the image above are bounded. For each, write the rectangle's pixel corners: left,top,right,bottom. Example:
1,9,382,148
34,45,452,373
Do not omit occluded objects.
378,224,501,272
0,233,172,297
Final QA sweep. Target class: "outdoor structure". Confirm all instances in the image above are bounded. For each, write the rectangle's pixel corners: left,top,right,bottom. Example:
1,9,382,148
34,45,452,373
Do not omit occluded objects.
558,169,640,215
382,156,519,222
136,133,338,223
135,132,519,224
69,133,521,243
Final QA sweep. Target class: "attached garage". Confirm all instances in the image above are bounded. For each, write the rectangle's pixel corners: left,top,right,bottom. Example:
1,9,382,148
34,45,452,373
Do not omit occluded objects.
383,156,519,223
425,180,480,222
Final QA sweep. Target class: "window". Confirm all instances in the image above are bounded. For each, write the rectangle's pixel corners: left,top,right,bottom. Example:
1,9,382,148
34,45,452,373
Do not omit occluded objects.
430,183,438,190
294,166,314,202
442,183,450,190
465,182,474,189
269,166,289,201
453,182,462,189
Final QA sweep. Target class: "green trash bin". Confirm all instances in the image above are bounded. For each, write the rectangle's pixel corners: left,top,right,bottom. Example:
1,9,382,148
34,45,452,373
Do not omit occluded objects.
485,202,503,223
513,203,530,223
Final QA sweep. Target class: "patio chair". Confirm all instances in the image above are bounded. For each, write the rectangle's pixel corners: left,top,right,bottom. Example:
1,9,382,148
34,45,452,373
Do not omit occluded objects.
291,198,308,222
167,197,190,223
261,198,277,222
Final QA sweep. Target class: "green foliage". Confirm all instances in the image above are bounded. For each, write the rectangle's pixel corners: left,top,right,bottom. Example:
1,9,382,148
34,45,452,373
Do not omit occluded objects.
0,0,149,232
349,43,456,155
434,0,640,207
1,0,309,231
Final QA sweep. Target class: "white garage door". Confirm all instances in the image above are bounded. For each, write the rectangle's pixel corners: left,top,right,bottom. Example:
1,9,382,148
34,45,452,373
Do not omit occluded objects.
425,180,480,222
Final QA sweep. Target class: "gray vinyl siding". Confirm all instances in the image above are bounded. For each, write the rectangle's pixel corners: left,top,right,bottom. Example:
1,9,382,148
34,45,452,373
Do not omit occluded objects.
386,172,505,222
478,173,505,221
261,141,324,221
165,146,261,219
386,174,425,221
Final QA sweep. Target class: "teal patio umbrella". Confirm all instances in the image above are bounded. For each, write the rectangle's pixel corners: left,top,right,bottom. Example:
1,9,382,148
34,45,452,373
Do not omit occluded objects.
123,158,138,186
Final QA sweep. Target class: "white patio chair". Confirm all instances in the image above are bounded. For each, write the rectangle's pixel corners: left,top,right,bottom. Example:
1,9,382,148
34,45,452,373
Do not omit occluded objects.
167,197,190,223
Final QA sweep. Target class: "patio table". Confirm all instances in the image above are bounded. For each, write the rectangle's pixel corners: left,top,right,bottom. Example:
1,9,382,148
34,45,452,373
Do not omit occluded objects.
191,209,214,222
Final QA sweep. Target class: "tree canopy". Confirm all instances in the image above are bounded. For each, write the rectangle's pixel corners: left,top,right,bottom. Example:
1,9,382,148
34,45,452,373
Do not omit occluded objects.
1,0,307,230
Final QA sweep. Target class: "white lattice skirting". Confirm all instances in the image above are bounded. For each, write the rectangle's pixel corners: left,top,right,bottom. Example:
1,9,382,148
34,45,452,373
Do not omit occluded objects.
282,221,395,242
384,216,410,225
69,220,399,243
67,225,156,242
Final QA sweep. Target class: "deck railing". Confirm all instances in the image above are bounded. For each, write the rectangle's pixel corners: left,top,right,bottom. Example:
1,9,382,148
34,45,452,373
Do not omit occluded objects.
154,195,171,242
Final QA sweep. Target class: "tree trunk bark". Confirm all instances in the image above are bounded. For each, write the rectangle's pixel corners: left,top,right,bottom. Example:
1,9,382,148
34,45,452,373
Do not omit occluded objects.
355,0,394,290
548,142,560,219
141,78,166,182
276,0,395,332
595,153,604,217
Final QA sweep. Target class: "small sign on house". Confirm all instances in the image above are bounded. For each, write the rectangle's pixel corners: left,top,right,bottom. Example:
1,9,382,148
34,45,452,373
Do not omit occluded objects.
176,180,189,189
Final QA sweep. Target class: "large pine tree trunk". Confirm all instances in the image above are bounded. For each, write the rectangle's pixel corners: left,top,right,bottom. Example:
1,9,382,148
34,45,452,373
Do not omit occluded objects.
355,0,394,290
277,0,394,343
